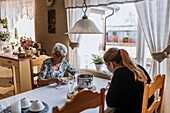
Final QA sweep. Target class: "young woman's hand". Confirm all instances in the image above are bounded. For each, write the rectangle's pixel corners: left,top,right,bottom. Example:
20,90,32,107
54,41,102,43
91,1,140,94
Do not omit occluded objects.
106,82,111,89
108,82,111,86
73,73,79,82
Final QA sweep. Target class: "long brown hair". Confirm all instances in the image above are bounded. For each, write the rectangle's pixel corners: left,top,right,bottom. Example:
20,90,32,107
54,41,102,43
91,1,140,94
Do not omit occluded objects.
103,48,147,84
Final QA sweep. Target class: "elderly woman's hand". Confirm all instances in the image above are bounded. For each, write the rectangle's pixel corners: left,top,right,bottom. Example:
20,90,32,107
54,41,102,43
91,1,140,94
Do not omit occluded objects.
52,77,63,85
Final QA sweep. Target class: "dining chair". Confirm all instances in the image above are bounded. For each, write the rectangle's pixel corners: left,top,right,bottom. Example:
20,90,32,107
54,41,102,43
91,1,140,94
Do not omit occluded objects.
30,55,49,89
53,88,105,113
142,74,165,113
0,66,17,96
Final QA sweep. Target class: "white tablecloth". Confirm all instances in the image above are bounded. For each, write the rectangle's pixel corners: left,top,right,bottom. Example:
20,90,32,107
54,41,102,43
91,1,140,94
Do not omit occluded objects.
0,77,110,113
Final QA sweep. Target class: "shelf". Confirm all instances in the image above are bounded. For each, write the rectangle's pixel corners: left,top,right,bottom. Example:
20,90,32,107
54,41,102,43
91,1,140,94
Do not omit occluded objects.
0,28,7,31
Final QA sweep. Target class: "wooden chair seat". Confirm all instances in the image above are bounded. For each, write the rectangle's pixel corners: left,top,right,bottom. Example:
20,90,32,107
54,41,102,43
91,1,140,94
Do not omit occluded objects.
0,85,14,95
0,66,17,96
142,74,165,113
53,88,105,113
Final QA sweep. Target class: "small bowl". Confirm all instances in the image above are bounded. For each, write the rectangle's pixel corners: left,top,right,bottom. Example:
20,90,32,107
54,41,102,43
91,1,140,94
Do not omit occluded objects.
11,100,22,113
29,100,45,112
21,98,31,109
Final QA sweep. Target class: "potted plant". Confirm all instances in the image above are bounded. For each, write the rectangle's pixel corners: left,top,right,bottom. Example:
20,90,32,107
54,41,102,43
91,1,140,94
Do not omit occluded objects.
20,36,38,57
91,54,104,71
0,31,11,51
0,20,6,28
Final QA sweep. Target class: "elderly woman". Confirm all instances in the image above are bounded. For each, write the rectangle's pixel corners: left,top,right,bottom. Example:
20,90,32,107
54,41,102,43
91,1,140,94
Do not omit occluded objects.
37,43,79,86
103,48,154,113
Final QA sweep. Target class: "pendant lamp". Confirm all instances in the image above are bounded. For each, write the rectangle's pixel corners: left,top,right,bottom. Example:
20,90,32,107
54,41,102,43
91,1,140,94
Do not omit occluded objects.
66,0,103,34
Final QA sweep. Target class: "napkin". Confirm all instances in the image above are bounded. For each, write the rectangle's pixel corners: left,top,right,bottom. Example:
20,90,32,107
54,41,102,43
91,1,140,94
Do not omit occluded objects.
11,100,21,113
21,98,31,108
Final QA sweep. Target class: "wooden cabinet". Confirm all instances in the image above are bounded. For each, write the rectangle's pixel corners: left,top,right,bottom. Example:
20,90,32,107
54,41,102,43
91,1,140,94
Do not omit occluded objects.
0,56,32,94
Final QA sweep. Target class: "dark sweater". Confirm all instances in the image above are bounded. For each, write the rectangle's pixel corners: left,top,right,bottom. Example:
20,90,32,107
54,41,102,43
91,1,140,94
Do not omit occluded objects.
106,66,154,113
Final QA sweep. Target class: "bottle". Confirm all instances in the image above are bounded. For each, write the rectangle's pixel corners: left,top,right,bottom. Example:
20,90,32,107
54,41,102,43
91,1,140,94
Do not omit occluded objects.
36,43,41,57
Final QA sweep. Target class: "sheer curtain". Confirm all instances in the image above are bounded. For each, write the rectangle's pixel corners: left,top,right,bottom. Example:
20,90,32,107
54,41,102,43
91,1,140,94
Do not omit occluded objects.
136,22,145,66
136,0,169,112
0,0,34,29
66,9,83,71
66,8,93,71
135,0,169,78
65,0,142,9
165,35,170,113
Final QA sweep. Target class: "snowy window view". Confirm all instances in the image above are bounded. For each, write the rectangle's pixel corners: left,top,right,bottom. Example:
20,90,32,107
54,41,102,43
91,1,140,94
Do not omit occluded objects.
79,3,152,73
9,15,35,42
106,3,138,62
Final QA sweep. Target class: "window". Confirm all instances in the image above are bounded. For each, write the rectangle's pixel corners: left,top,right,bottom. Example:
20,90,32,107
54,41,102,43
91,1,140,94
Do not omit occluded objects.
79,3,152,73
144,43,152,72
9,15,35,42
7,15,35,53
106,3,137,63
79,9,104,69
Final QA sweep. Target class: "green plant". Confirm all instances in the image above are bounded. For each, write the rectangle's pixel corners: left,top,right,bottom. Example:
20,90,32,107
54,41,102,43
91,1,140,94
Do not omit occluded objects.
0,31,11,41
91,54,104,64
0,20,6,25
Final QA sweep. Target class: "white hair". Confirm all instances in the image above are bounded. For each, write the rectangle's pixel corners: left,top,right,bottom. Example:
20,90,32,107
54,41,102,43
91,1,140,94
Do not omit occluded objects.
52,43,67,56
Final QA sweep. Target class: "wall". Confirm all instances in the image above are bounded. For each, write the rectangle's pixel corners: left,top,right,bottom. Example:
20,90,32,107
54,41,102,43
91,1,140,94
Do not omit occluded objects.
34,0,69,56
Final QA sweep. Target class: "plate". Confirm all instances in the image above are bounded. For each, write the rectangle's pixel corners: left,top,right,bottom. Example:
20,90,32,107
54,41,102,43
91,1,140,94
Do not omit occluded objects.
74,85,96,92
61,77,72,84
1,101,49,113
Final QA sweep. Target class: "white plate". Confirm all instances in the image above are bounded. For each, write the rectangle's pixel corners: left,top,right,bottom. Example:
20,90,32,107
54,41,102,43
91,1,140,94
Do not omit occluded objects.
61,77,72,84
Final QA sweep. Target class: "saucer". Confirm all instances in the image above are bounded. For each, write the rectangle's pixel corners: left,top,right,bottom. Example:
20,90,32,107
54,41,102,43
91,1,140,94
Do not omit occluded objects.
61,77,72,84
74,85,96,92
1,101,49,113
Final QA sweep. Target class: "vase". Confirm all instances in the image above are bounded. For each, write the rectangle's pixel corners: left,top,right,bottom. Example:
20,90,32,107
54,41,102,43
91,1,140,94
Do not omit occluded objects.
0,41,8,51
95,64,103,71
25,49,33,57
0,23,3,29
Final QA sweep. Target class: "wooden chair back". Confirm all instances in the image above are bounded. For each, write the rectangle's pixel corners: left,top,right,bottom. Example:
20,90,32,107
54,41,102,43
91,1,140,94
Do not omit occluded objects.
142,74,165,113
0,66,17,96
30,55,49,89
53,88,105,113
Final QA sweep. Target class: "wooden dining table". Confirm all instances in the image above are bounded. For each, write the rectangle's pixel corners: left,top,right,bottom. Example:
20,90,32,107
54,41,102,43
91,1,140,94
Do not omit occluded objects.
0,77,110,113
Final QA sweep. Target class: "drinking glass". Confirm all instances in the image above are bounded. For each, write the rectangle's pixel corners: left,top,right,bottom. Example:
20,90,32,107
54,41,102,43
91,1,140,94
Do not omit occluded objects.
56,82,62,90
68,77,74,93
56,77,63,90
0,104,2,112
65,77,75,101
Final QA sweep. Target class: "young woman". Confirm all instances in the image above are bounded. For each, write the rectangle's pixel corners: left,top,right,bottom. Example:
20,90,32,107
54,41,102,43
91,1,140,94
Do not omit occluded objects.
103,48,154,113
37,43,79,86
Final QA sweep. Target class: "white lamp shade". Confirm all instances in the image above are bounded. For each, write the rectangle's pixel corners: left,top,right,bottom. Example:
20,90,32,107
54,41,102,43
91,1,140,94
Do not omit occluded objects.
66,18,103,34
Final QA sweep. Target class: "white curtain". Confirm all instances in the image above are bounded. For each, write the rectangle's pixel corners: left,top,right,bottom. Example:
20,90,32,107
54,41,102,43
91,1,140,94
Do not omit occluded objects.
136,22,145,66
165,37,170,113
135,0,169,78
0,0,34,29
136,1,169,112
64,0,143,9
66,9,83,72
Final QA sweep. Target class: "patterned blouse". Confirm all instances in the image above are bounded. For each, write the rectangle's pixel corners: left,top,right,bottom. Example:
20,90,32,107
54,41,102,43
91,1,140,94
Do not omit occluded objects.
37,58,78,82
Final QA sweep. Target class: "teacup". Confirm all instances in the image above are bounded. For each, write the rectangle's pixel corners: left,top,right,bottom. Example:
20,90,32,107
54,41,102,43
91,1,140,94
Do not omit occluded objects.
29,100,45,112
21,98,31,109
11,100,21,113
